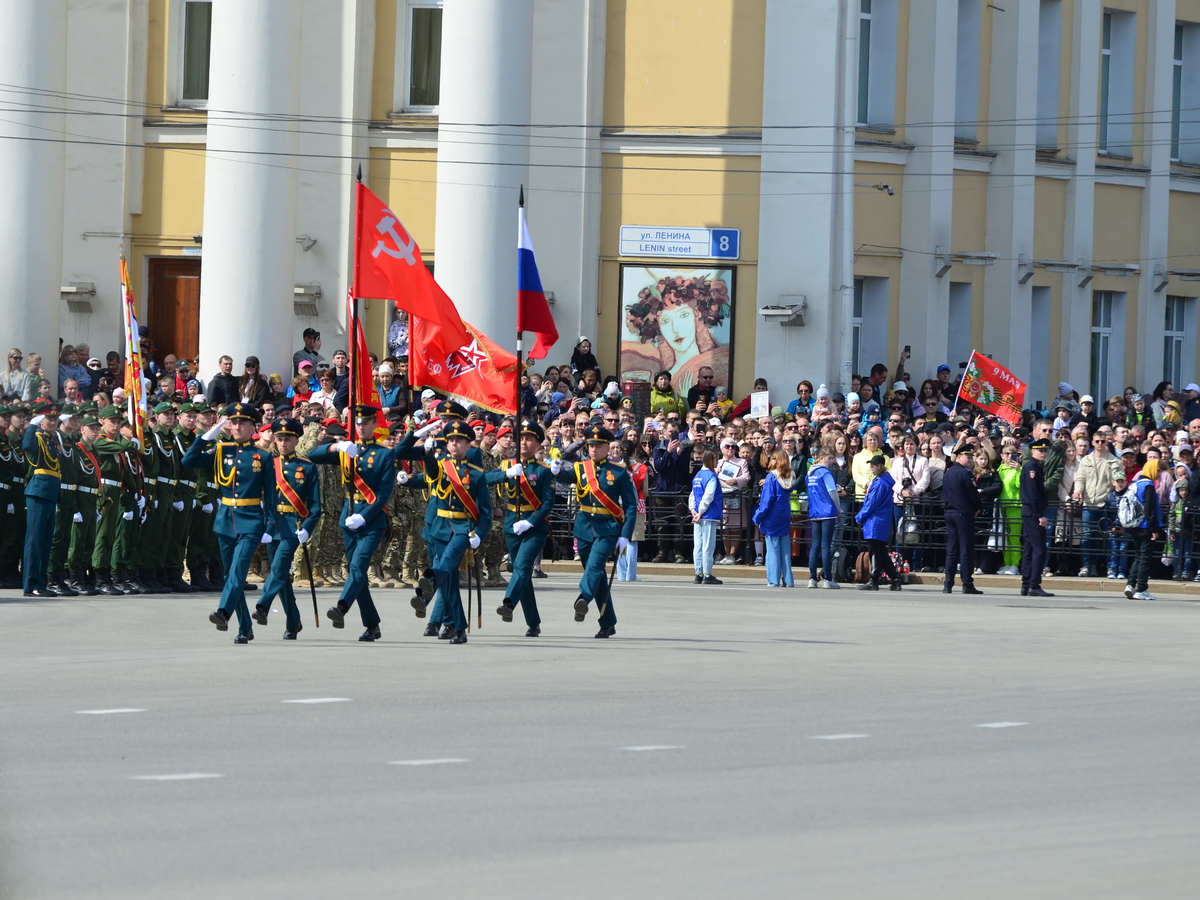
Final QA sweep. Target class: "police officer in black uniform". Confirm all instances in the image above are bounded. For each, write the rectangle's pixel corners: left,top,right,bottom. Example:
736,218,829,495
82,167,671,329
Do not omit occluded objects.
942,444,983,594
1020,437,1054,598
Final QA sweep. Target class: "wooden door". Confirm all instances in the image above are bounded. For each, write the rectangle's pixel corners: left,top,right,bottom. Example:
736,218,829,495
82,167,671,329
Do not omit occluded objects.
147,257,201,363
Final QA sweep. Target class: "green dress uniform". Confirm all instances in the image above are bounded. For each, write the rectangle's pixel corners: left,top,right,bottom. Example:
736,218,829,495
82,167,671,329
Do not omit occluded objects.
113,438,149,593
254,419,322,638
144,409,187,591
484,423,555,635
553,426,637,637
48,426,81,594
91,411,139,595
0,411,24,587
307,407,422,640
417,421,492,643
22,406,63,595
8,425,28,588
181,403,275,643
67,424,104,592
172,419,201,589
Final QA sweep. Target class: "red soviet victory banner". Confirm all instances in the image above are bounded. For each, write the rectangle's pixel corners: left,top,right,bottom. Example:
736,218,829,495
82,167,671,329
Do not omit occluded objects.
353,181,463,333
410,280,519,415
955,350,1027,424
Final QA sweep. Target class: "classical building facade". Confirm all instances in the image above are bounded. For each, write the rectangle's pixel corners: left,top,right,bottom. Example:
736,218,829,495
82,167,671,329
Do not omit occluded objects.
2,0,1198,404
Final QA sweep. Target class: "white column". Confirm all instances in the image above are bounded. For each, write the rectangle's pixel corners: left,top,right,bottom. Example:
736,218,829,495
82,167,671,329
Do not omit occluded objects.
1060,2,1102,391
435,0,533,342
755,0,856,395
1135,0,1177,388
198,0,303,377
897,0,958,382
981,0,1040,376
0,0,66,362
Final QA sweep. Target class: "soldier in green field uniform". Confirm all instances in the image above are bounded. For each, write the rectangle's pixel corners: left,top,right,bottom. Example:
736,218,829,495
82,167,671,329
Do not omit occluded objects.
6,406,29,589
114,414,149,594
173,402,207,590
91,406,138,594
192,404,224,589
48,406,81,596
67,415,103,594
0,405,18,588
143,402,189,593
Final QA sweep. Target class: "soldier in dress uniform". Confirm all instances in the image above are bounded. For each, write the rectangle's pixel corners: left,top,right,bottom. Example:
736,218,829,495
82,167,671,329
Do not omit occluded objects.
409,420,492,644
311,422,349,587
552,424,636,638
48,406,81,596
486,420,555,636
252,418,321,639
173,402,206,589
0,406,22,588
191,404,223,590
142,402,186,593
308,404,436,641
182,403,275,644
22,401,62,596
114,414,150,594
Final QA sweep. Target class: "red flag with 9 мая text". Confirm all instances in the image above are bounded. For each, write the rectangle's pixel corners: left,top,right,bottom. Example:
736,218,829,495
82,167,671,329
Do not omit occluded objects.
956,350,1027,424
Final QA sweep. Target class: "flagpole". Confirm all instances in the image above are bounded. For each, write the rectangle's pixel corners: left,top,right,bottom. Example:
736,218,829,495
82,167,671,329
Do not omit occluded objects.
349,168,362,503
516,186,524,423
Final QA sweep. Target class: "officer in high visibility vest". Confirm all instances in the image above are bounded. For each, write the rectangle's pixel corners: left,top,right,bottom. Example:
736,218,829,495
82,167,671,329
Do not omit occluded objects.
486,420,555,636
552,424,637,638
253,418,322,639
22,401,62,597
182,403,274,644
410,419,492,644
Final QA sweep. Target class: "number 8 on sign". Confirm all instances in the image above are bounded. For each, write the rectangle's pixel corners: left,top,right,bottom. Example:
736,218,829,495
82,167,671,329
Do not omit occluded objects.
710,228,740,260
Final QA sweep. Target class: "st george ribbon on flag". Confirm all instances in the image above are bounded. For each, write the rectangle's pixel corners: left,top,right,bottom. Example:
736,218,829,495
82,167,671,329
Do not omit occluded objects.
517,202,558,361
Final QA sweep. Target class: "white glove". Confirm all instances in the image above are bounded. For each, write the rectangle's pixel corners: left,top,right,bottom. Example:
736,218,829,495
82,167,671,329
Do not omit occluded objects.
137,495,146,510
333,441,357,458
505,463,524,479
201,503,213,513
5,504,13,514
512,520,532,535
122,510,134,521
549,458,563,475
260,533,273,544
172,500,184,511
131,437,141,450
295,528,309,544
30,415,45,426
201,418,226,441
469,532,481,550
191,499,196,508
345,513,365,531
59,413,71,423
73,512,83,523
96,510,102,522
396,470,409,485
423,437,436,451
414,419,442,439
153,500,159,509
616,537,630,555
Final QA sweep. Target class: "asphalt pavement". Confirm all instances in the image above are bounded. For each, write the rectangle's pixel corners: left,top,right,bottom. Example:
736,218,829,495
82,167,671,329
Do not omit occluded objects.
2,573,1199,899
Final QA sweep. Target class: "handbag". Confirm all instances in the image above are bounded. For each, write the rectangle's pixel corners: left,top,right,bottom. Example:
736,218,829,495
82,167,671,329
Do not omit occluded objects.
897,502,920,546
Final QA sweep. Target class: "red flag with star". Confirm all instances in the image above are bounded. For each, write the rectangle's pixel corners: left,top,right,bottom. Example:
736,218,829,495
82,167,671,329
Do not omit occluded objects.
409,280,519,415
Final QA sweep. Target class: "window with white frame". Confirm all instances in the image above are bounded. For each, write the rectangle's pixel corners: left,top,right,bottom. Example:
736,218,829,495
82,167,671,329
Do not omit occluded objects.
955,0,981,141
856,0,896,129
179,0,212,106
1099,10,1135,156
1173,22,1200,165
1164,296,1196,386
399,0,443,112
1090,290,1126,400
854,276,890,374
1036,0,1062,148
852,279,864,375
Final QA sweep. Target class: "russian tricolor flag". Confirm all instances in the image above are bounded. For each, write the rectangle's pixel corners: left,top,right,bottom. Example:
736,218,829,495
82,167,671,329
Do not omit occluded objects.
517,194,558,361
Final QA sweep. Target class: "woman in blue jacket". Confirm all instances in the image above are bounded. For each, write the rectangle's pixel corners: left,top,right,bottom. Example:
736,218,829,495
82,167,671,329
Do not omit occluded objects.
752,449,795,587
805,448,842,589
855,455,902,591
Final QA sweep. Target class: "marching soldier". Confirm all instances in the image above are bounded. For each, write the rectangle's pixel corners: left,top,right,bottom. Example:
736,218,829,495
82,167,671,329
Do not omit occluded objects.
486,421,555,636
67,414,104,595
48,407,81,596
22,401,63,597
410,420,491,644
182,403,275,644
308,404,435,641
552,424,636,638
252,418,321,639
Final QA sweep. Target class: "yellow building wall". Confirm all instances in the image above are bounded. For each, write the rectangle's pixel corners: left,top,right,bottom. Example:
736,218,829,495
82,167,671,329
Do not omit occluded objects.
598,152,760,395
604,0,766,132
146,0,169,109
130,144,208,318
1033,177,1066,259
371,0,398,121
1168,191,1200,295
854,162,903,252
951,170,987,251
1092,184,1142,263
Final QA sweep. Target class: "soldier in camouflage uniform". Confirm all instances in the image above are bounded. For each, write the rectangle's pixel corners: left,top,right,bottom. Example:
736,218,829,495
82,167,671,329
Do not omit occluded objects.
311,422,348,586
473,420,507,587
291,418,324,586
393,421,428,587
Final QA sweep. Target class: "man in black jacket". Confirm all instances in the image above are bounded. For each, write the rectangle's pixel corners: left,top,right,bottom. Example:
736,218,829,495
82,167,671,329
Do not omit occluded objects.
651,423,693,563
942,445,982,594
1020,438,1054,597
206,355,239,405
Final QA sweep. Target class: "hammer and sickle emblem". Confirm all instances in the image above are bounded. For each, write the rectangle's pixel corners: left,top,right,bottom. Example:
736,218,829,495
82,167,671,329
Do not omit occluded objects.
372,214,418,265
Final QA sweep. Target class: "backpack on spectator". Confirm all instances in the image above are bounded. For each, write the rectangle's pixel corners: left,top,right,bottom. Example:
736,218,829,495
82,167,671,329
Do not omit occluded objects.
1117,487,1144,529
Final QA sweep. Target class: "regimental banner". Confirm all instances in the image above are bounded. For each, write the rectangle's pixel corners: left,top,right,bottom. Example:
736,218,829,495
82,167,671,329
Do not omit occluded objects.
956,350,1027,424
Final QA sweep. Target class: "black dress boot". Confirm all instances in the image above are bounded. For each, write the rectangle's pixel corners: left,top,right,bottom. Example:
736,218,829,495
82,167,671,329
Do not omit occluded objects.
326,600,349,628
97,570,124,595
72,569,98,596
167,567,194,593
53,572,79,596
208,562,226,588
